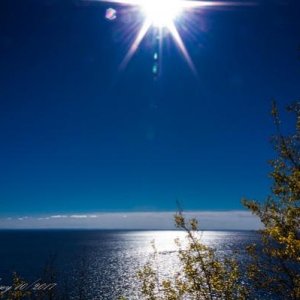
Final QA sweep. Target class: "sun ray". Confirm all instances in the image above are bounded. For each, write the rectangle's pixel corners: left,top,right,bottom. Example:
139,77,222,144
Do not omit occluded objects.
90,0,255,74
168,21,197,74
96,0,251,8
120,18,152,69
181,1,252,9
98,0,140,5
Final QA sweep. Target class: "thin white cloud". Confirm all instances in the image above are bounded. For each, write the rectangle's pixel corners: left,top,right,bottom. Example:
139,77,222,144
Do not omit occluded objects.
69,214,98,219
0,211,262,230
70,215,88,218
17,216,29,221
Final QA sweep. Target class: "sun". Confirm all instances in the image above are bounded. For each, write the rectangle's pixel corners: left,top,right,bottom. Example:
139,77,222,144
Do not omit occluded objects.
96,0,250,74
141,0,182,28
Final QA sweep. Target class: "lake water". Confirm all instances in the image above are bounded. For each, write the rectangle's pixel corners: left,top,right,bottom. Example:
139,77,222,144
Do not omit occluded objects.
0,230,260,299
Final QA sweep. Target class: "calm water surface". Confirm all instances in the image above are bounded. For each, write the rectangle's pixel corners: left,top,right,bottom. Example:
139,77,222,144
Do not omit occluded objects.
0,230,259,299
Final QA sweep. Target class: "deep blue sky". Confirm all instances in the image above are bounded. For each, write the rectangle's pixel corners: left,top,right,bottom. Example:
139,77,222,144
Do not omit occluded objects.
0,0,299,216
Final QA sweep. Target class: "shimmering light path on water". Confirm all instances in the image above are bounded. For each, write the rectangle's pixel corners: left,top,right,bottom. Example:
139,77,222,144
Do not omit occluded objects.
0,230,259,299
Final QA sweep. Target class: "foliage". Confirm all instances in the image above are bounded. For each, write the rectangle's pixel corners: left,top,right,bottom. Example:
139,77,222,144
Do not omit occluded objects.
243,101,300,299
137,213,248,300
0,273,31,300
136,102,300,300
0,256,58,300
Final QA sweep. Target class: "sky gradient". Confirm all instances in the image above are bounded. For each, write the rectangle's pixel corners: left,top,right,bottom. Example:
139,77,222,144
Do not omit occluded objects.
0,0,300,225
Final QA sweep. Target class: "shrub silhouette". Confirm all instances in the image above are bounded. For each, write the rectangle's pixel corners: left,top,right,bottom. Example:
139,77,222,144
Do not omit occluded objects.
243,102,300,299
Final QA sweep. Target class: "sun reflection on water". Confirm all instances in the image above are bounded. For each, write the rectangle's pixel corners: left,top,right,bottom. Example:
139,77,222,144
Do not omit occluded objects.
2,230,258,299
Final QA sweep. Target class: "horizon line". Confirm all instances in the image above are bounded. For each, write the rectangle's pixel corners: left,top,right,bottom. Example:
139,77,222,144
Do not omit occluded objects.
0,210,262,230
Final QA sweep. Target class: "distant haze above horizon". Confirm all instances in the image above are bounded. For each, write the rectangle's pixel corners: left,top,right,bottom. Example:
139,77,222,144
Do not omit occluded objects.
0,211,262,230
0,0,300,223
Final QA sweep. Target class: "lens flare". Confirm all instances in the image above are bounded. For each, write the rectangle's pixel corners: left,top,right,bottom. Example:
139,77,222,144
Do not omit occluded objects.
105,7,117,20
95,0,254,74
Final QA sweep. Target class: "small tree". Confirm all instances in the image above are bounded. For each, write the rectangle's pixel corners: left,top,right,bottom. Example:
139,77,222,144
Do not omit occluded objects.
0,273,31,300
243,101,300,299
137,213,248,300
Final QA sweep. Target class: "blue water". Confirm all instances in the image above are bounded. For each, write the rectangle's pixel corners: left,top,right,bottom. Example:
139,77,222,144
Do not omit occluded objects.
0,230,259,299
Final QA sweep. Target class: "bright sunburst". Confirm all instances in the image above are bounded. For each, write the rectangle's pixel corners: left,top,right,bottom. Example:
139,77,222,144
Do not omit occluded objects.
141,0,182,28
95,0,252,74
